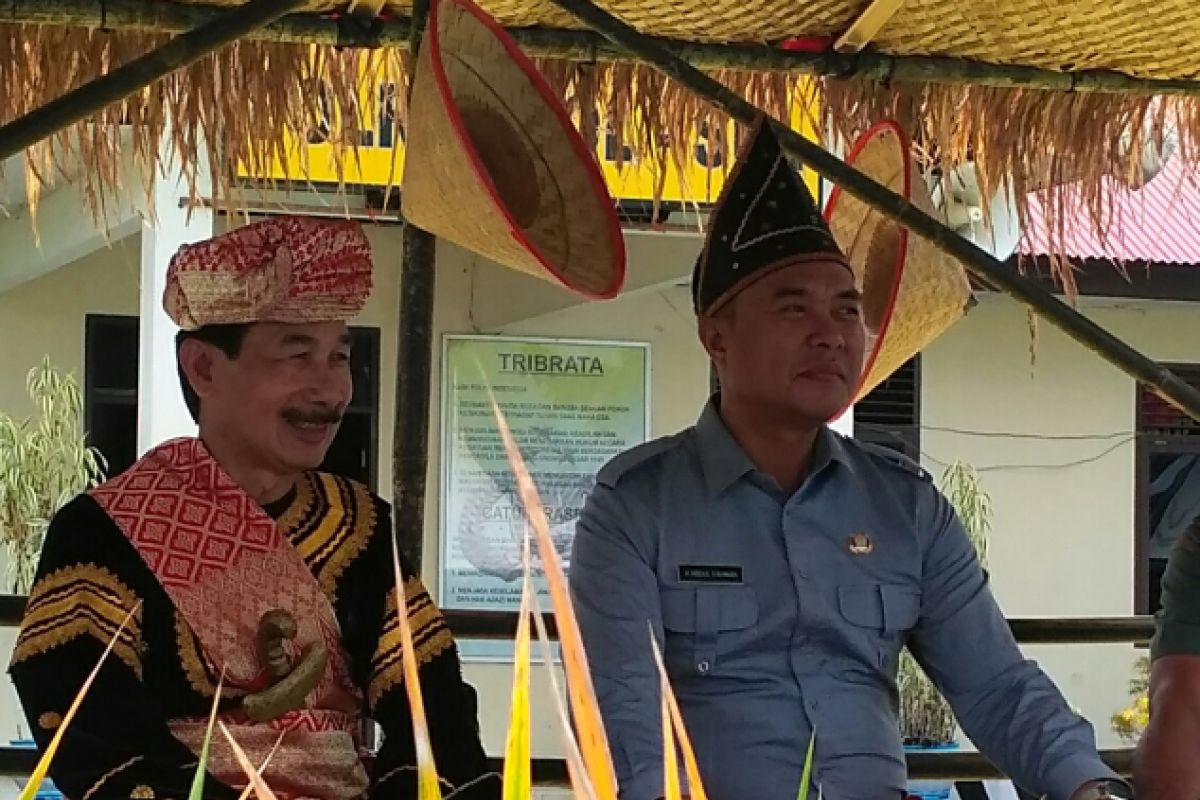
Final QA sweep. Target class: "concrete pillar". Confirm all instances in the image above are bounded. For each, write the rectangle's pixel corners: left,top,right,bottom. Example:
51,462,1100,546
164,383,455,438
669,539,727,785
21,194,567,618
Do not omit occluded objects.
136,133,212,454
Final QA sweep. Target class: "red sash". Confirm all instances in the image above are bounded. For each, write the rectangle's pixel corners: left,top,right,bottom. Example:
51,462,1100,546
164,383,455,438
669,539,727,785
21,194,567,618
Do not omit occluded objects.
91,438,368,799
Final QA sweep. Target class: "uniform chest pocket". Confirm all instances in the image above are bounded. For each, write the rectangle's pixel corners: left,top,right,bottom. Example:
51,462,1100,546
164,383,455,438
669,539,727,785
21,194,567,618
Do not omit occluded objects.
661,586,757,677
837,583,920,635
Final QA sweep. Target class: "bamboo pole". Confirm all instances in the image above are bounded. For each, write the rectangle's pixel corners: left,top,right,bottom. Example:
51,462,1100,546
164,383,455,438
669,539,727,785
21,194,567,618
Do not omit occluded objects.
833,0,905,54
392,0,437,572
546,0,1200,423
8,0,1200,95
0,0,304,161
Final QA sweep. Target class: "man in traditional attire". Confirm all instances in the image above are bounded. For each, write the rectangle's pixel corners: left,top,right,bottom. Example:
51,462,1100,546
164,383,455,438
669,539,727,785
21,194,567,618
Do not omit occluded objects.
10,217,499,800
570,119,1130,800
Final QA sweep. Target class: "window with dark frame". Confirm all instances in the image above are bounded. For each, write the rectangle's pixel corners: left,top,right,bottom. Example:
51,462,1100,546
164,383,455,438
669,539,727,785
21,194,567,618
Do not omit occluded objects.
853,355,921,462
84,315,141,477
1137,364,1200,616
82,314,382,488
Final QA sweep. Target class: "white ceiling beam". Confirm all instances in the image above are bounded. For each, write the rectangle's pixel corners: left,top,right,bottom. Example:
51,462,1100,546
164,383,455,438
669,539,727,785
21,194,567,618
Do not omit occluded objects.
0,144,145,295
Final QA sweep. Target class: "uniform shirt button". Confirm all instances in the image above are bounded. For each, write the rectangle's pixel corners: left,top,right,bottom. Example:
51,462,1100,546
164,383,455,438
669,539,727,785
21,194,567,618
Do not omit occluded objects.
696,660,711,675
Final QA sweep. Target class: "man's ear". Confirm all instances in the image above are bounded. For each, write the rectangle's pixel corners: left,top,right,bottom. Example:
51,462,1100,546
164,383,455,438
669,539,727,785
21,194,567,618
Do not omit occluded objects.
697,311,730,372
178,339,219,403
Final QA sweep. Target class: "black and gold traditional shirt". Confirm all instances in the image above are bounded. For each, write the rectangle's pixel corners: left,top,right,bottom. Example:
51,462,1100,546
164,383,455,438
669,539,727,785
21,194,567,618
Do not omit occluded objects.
11,470,499,800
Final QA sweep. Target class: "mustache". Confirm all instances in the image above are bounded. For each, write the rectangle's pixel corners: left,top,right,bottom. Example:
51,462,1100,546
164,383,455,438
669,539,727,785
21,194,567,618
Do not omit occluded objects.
282,406,344,425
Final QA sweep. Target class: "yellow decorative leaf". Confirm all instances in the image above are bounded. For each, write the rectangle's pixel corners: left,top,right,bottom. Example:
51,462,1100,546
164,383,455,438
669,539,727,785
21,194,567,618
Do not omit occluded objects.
648,630,709,800
219,723,281,800
19,601,142,800
390,536,444,800
188,673,225,800
797,729,817,800
529,587,598,800
233,734,285,800
502,529,533,800
489,396,619,800
662,677,681,800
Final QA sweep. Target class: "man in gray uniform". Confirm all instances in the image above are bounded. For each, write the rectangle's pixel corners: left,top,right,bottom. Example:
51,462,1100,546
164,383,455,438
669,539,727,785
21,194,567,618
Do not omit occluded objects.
569,117,1129,800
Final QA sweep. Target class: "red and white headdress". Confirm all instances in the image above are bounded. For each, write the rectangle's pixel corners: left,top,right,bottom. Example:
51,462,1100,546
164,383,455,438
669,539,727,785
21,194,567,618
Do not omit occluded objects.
163,216,374,331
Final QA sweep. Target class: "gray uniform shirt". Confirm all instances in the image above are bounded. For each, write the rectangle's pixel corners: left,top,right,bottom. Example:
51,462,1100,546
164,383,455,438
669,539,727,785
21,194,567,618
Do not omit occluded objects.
570,399,1117,800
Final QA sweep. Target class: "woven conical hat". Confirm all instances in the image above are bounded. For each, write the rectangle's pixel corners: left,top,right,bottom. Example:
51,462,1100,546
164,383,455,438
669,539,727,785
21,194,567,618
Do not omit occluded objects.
825,121,974,403
401,0,626,299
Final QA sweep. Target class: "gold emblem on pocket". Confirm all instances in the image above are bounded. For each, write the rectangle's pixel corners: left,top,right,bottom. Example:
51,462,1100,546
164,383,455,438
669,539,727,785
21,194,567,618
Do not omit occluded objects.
847,532,873,555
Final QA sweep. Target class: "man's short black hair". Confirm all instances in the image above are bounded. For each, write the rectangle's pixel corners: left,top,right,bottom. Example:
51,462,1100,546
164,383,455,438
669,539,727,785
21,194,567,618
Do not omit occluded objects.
175,324,252,424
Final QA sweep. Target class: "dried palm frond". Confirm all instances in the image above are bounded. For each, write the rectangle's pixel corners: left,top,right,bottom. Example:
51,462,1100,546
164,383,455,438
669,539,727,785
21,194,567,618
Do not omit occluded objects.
824,79,1190,296
5,15,1196,295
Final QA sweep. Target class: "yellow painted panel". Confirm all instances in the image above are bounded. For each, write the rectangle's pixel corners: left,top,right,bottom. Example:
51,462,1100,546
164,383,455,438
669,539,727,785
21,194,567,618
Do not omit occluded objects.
241,71,823,204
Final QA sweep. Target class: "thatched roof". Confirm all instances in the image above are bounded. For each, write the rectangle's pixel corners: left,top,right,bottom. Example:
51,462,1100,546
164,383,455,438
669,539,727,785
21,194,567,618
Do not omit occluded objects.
4,0,1200,272
14,0,1197,74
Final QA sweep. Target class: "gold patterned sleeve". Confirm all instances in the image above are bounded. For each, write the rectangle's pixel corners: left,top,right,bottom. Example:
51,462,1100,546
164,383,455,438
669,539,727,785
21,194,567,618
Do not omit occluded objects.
366,577,457,710
9,495,240,800
13,564,144,677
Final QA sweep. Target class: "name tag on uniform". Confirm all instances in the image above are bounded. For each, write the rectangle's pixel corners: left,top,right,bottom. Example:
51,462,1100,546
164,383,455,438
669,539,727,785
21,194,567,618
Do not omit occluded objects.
677,564,743,584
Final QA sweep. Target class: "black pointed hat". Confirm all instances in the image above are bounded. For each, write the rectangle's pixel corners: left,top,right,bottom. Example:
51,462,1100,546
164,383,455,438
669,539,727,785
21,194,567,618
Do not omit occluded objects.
692,115,848,315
